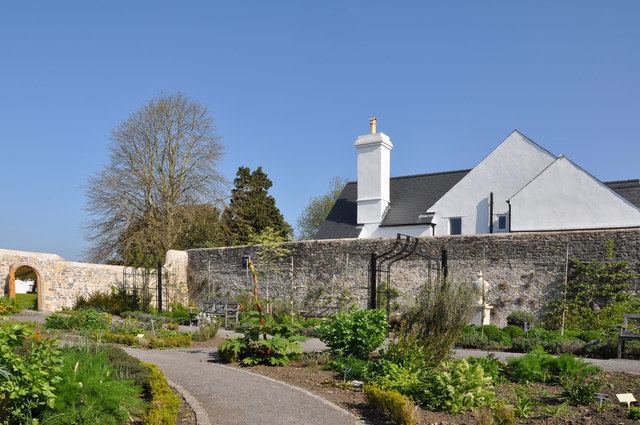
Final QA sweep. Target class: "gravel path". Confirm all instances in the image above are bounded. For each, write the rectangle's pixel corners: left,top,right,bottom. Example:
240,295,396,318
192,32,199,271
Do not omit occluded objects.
124,346,361,425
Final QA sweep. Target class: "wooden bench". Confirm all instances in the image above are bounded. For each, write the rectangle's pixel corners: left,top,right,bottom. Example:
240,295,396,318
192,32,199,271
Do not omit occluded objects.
618,314,640,359
299,305,340,319
198,298,240,329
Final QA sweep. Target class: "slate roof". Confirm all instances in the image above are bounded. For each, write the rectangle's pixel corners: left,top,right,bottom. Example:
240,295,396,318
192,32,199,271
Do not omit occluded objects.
314,169,470,239
605,179,640,208
314,172,640,240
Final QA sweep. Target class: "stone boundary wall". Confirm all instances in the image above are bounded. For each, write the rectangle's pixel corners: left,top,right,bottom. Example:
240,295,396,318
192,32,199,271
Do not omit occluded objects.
1,248,188,312
186,228,640,326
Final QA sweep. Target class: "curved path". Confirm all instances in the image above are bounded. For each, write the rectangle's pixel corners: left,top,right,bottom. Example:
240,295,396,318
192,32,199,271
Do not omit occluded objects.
124,347,362,425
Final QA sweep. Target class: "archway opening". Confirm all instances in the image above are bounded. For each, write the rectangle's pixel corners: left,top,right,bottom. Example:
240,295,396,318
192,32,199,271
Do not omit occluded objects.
13,265,40,310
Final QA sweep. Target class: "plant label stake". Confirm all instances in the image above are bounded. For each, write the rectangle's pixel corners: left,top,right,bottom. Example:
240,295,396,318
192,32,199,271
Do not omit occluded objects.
617,393,636,408
596,393,609,408
342,367,351,383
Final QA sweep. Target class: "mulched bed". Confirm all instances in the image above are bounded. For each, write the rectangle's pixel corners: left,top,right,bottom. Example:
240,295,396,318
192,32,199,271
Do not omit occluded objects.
175,388,198,425
228,360,640,424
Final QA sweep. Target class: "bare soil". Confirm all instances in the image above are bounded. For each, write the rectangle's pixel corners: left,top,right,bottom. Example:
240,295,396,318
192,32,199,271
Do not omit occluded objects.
175,388,198,425
230,360,640,425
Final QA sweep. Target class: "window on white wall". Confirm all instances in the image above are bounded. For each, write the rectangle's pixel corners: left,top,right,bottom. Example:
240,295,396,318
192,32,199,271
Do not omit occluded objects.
449,217,462,235
497,214,508,231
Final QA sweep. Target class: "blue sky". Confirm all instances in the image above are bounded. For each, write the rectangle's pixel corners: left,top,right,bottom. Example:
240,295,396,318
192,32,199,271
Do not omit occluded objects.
1,1,639,261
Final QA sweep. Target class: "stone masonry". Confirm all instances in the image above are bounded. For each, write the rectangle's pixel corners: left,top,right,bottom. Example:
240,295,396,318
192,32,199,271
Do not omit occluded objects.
1,248,188,312
185,229,640,326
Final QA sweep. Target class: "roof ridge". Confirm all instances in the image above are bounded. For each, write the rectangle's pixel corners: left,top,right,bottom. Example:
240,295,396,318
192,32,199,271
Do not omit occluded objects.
345,168,472,184
605,179,640,185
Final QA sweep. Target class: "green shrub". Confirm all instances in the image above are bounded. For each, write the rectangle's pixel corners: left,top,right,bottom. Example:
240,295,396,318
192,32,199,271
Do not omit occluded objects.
45,308,111,332
219,337,243,363
380,328,428,373
39,344,146,424
481,325,511,345
628,406,640,420
467,354,504,384
506,310,536,328
364,383,416,425
415,359,495,413
0,297,19,316
144,362,182,425
326,356,375,381
457,332,497,350
0,322,63,423
561,373,602,405
163,302,191,325
404,280,476,364
507,349,599,383
317,309,389,358
576,329,607,343
502,325,525,339
148,334,192,349
75,286,142,315
493,400,516,425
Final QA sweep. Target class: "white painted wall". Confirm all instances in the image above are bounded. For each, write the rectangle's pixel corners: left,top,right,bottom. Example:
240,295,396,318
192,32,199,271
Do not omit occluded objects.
427,131,557,236
15,279,36,294
509,156,640,231
355,132,392,224
359,224,432,238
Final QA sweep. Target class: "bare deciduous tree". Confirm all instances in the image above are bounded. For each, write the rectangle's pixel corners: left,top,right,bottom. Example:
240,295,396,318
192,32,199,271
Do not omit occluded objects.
85,93,225,264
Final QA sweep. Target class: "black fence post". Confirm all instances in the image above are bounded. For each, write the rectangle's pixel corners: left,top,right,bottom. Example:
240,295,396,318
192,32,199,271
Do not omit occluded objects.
441,247,448,281
369,253,377,309
157,260,163,312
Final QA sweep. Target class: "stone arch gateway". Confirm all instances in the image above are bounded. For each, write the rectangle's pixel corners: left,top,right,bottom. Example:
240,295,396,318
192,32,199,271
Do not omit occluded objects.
8,264,43,310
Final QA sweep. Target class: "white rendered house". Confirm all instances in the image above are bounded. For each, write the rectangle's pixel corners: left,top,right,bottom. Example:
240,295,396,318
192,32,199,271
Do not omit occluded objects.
315,121,640,239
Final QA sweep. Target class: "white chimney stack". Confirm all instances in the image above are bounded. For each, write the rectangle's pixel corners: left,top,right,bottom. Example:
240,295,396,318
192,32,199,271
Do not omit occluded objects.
354,117,393,225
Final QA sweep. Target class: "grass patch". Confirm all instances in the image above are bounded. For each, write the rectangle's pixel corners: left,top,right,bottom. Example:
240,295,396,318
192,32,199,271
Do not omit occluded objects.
39,345,147,424
15,293,37,310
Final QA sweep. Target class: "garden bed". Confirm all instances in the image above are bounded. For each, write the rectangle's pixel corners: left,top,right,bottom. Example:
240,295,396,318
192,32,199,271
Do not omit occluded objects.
231,358,640,424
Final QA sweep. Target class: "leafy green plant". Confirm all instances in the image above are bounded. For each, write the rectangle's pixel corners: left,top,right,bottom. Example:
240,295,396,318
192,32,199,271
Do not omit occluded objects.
317,309,389,359
45,308,111,332
513,386,534,418
364,383,416,425
507,349,599,383
144,362,182,425
379,326,428,374
415,359,495,413
560,373,602,405
325,356,375,381
628,406,640,420
0,297,20,316
0,322,63,423
467,354,504,384
546,240,635,332
541,402,569,418
39,344,147,425
493,400,516,425
218,312,303,366
502,325,525,339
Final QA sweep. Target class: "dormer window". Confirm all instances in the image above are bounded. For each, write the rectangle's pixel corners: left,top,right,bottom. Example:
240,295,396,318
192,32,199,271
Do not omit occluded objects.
497,214,508,231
